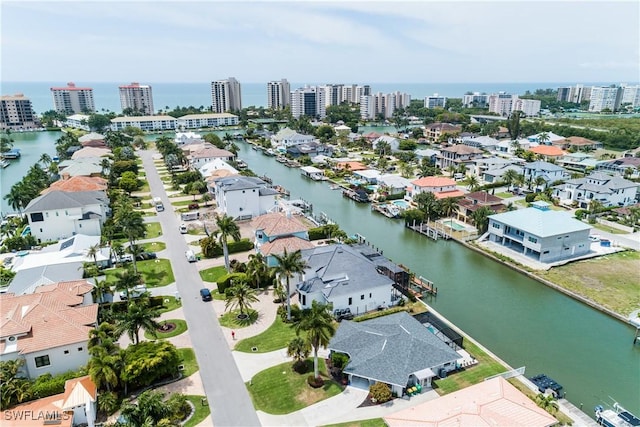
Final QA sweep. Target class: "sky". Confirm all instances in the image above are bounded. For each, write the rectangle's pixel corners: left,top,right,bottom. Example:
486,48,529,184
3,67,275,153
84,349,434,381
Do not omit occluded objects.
1,1,639,84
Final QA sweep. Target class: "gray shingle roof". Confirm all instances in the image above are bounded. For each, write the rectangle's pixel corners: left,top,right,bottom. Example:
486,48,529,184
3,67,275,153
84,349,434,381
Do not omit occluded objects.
329,312,460,387
297,244,394,298
216,176,267,191
24,191,107,213
523,161,565,172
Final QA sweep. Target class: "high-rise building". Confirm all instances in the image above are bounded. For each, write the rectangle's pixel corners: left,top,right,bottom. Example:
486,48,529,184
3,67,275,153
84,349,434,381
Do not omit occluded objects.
50,82,95,115
588,86,623,112
1,94,37,130
322,84,344,107
340,84,371,104
119,82,154,115
359,91,410,119
513,99,541,117
267,79,290,110
621,85,640,108
488,93,515,117
557,87,571,102
462,92,489,108
211,77,242,113
558,84,591,103
290,86,326,119
424,93,447,109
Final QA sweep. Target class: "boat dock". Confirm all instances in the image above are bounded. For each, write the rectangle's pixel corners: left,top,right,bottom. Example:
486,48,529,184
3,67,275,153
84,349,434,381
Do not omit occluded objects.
371,203,400,218
410,275,438,297
407,221,451,240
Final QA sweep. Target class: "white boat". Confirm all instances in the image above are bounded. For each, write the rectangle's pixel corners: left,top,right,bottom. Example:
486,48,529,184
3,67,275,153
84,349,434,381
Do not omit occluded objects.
595,402,640,427
0,159,9,168
329,184,340,190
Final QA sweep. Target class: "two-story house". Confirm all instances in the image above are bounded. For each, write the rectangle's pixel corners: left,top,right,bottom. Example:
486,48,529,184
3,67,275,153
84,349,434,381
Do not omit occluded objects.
270,127,316,148
437,145,483,171
424,123,462,142
253,212,313,267
188,146,235,169
23,190,110,243
213,176,279,220
409,177,464,200
0,280,97,379
487,201,591,263
553,172,639,208
523,161,568,188
372,135,400,152
457,191,507,223
296,244,396,315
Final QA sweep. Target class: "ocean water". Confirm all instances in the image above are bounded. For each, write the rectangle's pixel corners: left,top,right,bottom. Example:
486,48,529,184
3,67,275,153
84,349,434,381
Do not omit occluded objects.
0,81,614,115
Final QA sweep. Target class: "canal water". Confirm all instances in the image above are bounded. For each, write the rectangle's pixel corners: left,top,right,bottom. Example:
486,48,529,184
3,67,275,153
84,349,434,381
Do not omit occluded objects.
235,141,640,417
2,131,638,416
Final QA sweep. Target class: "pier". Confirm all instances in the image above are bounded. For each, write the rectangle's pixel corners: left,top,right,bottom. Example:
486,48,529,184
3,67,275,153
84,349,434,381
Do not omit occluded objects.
407,221,452,240
410,275,438,298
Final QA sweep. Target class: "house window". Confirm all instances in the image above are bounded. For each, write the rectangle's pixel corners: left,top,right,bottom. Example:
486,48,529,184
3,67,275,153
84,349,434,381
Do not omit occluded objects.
528,236,537,243
348,297,352,305
360,294,364,300
56,212,59,216
369,293,372,298
78,347,83,352
492,223,500,229
35,355,50,368
302,294,306,305
543,250,549,254
64,350,69,355
79,224,82,228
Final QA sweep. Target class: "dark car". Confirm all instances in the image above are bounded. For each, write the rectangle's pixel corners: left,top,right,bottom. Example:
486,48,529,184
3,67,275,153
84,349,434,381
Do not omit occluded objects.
334,308,354,322
188,203,199,210
136,252,157,261
200,288,212,301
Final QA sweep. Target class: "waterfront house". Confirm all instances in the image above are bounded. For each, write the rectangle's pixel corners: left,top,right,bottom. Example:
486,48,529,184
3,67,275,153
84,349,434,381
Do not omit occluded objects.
487,201,591,263
372,135,400,152
174,131,204,145
553,172,639,208
409,176,465,200
41,176,108,195
335,161,367,172
457,191,507,222
188,146,235,169
353,169,381,184
213,176,278,220
24,190,109,243
596,156,640,177
253,212,312,267
296,244,396,316
300,165,326,181
5,376,97,427
328,311,460,395
424,123,462,142
377,174,412,196
286,141,333,158
78,132,105,147
437,145,484,171
384,376,558,427
270,127,315,148
70,146,111,160
176,113,239,129
110,115,177,131
461,135,499,152
528,145,566,160
57,158,104,177
0,281,97,379
64,114,91,131
523,161,568,188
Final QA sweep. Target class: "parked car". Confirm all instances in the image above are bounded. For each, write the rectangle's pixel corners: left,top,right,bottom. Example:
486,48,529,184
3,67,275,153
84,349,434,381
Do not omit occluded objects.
120,285,148,300
179,223,188,234
188,203,199,210
589,235,601,242
136,252,157,261
334,308,354,322
111,254,134,264
200,288,212,301
185,250,197,262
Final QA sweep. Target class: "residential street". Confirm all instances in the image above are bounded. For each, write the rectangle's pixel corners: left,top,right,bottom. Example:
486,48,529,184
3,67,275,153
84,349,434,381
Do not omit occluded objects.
138,149,261,427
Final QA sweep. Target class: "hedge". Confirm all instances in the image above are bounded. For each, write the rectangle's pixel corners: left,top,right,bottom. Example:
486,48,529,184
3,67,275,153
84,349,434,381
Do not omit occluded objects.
216,272,248,294
308,227,326,241
201,238,255,258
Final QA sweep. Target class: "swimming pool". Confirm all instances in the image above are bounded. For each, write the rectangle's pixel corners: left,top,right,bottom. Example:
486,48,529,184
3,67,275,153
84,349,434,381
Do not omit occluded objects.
441,219,467,231
392,200,409,209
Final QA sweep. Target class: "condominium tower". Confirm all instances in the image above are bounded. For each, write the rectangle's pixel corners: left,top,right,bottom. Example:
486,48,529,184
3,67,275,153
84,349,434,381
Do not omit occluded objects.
119,82,154,115
50,82,95,115
360,91,411,120
588,86,623,112
290,86,326,119
1,94,37,130
424,93,447,109
211,77,242,113
267,79,290,110
488,93,540,117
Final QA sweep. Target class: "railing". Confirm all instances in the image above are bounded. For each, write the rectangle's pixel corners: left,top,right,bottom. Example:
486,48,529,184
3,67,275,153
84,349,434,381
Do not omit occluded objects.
484,366,526,381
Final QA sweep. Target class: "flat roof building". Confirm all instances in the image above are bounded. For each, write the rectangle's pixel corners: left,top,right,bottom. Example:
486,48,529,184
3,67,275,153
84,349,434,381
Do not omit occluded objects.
211,77,242,113
51,82,95,115
119,82,154,115
1,94,37,130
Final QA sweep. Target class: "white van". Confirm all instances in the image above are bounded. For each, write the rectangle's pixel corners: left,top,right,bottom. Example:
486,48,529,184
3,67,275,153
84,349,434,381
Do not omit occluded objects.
179,223,188,234
185,250,197,263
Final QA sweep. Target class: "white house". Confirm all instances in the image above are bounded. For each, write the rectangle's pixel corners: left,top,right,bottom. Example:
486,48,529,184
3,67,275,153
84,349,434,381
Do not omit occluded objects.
0,281,97,379
473,157,518,180
378,174,412,195
372,135,400,152
64,114,90,131
523,161,568,186
353,169,381,184
296,244,396,316
488,201,591,263
174,131,203,145
23,190,110,243
198,158,238,178
553,172,639,208
300,166,326,181
461,135,499,152
188,146,235,169
213,176,279,220
270,127,315,148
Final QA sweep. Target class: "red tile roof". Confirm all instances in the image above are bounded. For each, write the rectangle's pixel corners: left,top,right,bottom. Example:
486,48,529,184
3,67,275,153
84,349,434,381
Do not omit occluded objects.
260,236,314,256
412,176,457,187
336,161,367,171
252,212,308,236
42,176,107,194
434,190,465,199
529,145,565,156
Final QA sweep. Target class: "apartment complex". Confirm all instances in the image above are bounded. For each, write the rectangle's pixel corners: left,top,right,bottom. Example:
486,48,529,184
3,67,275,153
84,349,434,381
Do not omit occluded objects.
621,84,640,108
424,93,447,109
267,79,291,110
340,84,371,104
462,92,489,108
119,82,154,115
360,91,411,120
588,86,623,112
211,77,242,113
50,82,95,115
0,94,37,130
290,86,326,119
488,93,541,117
557,84,592,103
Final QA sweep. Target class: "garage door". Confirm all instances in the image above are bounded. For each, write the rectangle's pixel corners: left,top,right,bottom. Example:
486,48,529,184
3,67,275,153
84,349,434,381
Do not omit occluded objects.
349,376,371,391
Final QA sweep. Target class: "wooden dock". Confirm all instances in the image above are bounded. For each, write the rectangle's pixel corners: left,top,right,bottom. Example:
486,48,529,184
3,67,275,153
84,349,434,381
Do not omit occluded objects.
407,222,451,240
412,275,438,297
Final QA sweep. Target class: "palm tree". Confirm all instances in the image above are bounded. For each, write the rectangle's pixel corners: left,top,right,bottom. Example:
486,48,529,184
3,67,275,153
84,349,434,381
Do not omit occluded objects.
439,196,460,218
93,277,112,304
399,162,414,179
465,175,480,192
287,337,311,369
88,346,121,392
537,132,550,145
535,393,559,414
120,390,171,426
0,359,32,409
4,186,25,213
413,192,440,221
245,253,268,289
273,249,308,322
534,176,547,192
115,298,161,344
293,301,336,380
86,243,101,269
215,214,241,272
502,169,520,191
470,206,493,234
38,153,52,169
88,322,118,351
114,267,141,300
225,280,259,316
127,243,145,274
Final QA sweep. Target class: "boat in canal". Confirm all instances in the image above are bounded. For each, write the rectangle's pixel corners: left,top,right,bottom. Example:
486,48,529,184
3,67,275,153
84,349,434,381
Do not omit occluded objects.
0,159,9,168
595,402,640,427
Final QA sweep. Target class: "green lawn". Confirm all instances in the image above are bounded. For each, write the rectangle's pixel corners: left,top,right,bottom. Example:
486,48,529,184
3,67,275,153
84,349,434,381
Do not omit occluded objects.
171,198,203,207
105,259,175,288
247,359,342,414
136,181,150,193
183,395,211,427
495,192,513,199
144,319,187,339
322,419,387,427
235,315,298,353
199,266,227,283
592,223,629,234
145,222,163,238
433,340,506,394
140,241,167,252
177,348,198,377
156,296,182,314
218,309,259,329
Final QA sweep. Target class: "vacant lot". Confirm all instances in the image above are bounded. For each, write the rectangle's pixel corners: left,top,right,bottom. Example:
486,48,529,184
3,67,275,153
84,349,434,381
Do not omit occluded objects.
538,251,640,317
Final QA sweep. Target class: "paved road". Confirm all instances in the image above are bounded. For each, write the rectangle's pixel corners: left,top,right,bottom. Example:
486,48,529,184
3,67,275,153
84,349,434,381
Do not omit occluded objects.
139,150,261,427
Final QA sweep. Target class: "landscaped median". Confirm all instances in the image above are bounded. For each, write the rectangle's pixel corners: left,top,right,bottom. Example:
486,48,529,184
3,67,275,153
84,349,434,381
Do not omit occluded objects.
235,316,298,353
144,319,188,340
105,258,175,288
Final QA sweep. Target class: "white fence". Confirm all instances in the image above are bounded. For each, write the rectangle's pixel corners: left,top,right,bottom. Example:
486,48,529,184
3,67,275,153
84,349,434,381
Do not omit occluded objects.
484,366,526,381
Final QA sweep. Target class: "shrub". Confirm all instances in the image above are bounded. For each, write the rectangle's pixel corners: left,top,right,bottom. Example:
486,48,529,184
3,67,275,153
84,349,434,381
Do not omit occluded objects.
330,352,349,371
200,238,255,258
307,375,325,388
308,227,326,241
166,393,190,422
575,209,587,220
31,369,86,399
216,273,247,295
525,193,537,203
277,304,302,323
369,382,392,403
